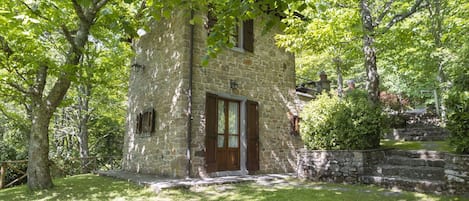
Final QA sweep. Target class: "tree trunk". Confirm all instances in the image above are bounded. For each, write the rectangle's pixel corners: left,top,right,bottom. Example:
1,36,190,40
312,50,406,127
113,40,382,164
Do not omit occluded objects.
360,0,380,104
77,84,91,173
334,57,344,97
27,105,53,190
430,0,447,123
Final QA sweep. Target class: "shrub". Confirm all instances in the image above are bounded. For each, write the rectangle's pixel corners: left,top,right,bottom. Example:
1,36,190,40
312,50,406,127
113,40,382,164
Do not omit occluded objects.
300,90,388,150
446,71,469,154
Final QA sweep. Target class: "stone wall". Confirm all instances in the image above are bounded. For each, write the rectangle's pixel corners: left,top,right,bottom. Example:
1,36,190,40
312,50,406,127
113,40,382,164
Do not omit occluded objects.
445,153,469,196
297,149,386,183
190,14,303,176
299,149,469,195
122,10,190,178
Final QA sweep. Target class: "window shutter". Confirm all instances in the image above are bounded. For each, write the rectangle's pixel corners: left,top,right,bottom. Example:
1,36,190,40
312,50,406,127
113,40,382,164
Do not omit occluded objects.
149,109,156,133
205,93,218,172
243,20,254,52
206,11,217,34
136,113,142,134
246,100,259,172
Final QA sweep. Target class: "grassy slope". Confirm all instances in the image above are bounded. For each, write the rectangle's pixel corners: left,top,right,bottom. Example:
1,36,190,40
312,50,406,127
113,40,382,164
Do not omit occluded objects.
0,174,466,201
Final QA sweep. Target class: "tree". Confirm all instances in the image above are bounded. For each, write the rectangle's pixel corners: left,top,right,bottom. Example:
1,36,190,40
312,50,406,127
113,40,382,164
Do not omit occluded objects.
359,0,428,104
277,0,427,104
0,0,112,190
276,1,362,94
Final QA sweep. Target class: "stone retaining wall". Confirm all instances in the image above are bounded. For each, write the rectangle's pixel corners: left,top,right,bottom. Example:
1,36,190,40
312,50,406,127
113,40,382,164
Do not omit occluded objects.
298,149,469,195
445,153,469,196
297,149,386,183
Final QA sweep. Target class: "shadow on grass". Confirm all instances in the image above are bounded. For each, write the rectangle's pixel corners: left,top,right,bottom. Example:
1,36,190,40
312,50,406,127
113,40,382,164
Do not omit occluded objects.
1,174,466,201
0,174,155,201
157,181,465,201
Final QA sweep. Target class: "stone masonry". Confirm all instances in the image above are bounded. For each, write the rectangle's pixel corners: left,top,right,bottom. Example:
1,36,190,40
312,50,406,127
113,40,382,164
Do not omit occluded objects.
123,11,190,177
297,149,386,183
298,149,469,195
123,10,303,178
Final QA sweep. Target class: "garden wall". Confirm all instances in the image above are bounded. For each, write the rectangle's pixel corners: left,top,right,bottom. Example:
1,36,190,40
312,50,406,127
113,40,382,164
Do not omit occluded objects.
297,149,386,183
298,149,469,196
445,153,469,196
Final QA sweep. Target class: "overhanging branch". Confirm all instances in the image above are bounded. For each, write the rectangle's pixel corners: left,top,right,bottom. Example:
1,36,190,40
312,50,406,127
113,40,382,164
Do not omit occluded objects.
71,0,89,23
382,0,427,33
19,0,51,21
374,0,395,27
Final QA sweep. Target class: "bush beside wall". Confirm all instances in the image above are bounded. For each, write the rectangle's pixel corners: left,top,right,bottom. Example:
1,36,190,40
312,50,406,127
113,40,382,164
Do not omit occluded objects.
300,90,388,150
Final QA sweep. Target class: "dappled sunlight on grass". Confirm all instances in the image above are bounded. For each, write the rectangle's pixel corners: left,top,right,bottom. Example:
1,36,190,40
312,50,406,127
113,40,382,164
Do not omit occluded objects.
0,174,157,201
157,181,465,201
381,139,423,150
0,174,466,200
380,139,453,152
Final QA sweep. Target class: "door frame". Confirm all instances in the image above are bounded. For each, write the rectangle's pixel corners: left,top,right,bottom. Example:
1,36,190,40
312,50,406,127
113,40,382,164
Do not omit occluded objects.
208,92,248,177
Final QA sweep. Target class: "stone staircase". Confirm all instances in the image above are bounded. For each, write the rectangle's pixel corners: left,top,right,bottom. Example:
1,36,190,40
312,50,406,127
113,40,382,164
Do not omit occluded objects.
385,127,450,141
361,149,446,194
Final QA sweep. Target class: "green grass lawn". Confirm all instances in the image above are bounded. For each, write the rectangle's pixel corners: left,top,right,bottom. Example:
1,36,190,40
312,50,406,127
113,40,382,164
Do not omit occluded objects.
0,174,467,201
380,139,453,152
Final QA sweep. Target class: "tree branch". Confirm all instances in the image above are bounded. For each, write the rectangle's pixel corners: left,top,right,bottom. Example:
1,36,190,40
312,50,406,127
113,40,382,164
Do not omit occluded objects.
94,0,109,12
0,35,13,57
45,74,72,114
19,0,51,21
6,82,30,95
14,67,28,83
382,0,427,33
31,65,48,96
71,0,89,23
61,25,78,51
374,0,395,27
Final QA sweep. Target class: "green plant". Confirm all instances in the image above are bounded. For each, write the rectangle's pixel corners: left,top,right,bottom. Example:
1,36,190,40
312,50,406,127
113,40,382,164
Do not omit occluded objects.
0,142,27,187
300,90,388,150
446,70,469,154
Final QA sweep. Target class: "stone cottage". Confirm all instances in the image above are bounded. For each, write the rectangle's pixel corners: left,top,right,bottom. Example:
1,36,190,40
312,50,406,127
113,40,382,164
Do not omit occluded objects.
122,10,303,178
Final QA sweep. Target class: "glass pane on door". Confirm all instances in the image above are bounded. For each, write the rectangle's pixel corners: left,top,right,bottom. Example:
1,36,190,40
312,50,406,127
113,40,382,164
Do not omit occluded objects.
218,135,224,148
228,135,238,148
228,102,239,134
217,100,225,134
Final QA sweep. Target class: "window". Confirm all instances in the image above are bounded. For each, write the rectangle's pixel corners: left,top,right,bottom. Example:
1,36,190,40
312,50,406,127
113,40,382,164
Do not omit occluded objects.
207,12,254,52
136,108,155,137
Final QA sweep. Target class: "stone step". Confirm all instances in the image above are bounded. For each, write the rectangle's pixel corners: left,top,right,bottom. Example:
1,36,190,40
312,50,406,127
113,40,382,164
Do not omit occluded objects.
374,165,445,180
386,128,449,141
386,150,445,160
386,156,445,168
360,175,446,194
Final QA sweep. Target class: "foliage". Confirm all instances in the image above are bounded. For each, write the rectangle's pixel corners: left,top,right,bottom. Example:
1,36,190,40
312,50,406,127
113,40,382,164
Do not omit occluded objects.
0,0,136,189
445,70,469,154
0,141,27,187
0,174,464,201
300,90,388,150
0,141,17,161
378,0,469,112
277,0,428,104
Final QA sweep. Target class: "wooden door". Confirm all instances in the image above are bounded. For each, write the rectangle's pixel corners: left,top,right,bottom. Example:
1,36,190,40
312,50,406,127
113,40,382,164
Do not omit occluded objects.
216,99,240,171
